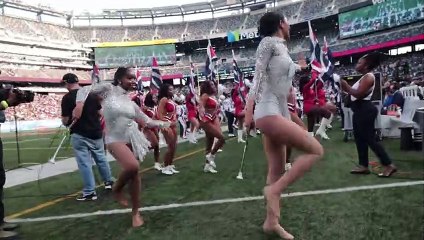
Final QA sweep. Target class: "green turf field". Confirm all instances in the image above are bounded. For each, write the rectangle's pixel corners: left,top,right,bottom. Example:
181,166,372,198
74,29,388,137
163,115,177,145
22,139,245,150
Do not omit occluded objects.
3,127,424,240
2,129,73,169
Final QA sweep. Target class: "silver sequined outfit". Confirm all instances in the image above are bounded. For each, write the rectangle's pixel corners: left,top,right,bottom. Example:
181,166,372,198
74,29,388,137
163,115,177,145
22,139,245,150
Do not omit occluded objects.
248,36,300,121
77,83,164,161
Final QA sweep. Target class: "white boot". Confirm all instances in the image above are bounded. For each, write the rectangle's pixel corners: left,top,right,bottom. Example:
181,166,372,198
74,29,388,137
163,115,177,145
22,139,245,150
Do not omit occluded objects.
237,130,245,143
327,114,334,129
188,132,197,144
206,153,216,168
315,118,330,140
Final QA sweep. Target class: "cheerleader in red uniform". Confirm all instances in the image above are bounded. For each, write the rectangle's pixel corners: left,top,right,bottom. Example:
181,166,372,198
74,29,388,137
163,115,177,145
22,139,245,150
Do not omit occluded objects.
199,81,224,173
300,75,332,139
142,93,162,171
157,84,179,175
314,80,337,139
186,92,199,144
232,83,247,143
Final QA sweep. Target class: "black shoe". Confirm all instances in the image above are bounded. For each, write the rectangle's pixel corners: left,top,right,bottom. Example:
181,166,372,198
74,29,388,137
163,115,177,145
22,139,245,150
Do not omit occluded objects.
104,181,114,190
0,230,18,240
76,193,97,201
0,223,18,231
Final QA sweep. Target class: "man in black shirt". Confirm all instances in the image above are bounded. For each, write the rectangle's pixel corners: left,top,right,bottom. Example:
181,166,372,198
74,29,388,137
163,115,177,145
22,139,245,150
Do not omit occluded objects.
0,87,24,239
61,73,113,201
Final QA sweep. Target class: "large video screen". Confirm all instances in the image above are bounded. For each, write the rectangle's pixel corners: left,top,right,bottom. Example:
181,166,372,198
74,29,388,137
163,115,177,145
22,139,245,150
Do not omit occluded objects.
338,0,424,39
95,44,176,68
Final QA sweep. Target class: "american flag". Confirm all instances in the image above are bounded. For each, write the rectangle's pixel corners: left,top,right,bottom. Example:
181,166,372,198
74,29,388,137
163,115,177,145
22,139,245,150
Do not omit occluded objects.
205,40,218,84
91,64,100,83
150,57,163,94
232,50,246,104
308,21,325,83
188,58,198,105
321,36,339,93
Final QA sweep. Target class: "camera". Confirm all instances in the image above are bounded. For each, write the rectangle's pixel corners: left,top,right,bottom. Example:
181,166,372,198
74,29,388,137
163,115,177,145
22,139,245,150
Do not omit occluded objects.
12,89,35,103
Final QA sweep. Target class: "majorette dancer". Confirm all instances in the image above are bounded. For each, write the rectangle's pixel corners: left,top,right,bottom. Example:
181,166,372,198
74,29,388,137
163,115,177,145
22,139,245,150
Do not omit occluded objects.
244,12,323,239
198,81,224,173
157,84,179,175
73,67,170,228
142,92,162,171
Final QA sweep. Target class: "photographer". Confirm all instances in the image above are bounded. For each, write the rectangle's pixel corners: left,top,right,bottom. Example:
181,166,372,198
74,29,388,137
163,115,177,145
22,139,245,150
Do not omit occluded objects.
0,87,29,239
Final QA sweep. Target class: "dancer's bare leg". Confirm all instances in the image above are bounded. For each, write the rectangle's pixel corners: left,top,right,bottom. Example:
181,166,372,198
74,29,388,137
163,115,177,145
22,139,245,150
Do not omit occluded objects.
108,143,144,227
257,115,323,239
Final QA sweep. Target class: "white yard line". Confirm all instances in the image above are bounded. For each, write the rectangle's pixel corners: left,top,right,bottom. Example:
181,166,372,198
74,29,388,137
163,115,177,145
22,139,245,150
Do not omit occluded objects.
9,181,424,223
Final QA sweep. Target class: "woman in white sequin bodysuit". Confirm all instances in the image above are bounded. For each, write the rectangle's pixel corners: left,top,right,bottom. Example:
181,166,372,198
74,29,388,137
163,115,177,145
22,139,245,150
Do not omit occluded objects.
73,67,170,228
244,13,324,239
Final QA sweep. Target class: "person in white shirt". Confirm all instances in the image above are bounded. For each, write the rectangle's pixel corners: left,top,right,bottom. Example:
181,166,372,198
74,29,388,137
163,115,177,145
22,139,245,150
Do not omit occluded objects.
222,93,235,137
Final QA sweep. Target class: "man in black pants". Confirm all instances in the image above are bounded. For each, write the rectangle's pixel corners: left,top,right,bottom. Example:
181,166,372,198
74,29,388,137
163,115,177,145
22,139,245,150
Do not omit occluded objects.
0,88,23,239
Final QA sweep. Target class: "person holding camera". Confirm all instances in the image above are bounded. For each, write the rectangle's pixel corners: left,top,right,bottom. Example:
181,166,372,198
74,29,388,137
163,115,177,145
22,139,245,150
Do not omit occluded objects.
0,87,26,239
61,73,114,201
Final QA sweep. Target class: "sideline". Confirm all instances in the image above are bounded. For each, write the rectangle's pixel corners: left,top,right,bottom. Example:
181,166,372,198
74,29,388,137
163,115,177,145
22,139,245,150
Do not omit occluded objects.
8,181,424,223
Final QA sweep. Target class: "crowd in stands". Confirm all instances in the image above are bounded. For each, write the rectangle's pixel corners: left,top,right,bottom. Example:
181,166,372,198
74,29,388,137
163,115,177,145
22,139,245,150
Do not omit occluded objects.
1,67,90,80
4,93,62,121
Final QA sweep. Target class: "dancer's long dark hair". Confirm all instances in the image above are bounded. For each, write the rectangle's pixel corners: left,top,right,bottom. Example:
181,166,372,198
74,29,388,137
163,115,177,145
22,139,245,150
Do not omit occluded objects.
113,67,129,86
158,83,172,101
258,12,286,37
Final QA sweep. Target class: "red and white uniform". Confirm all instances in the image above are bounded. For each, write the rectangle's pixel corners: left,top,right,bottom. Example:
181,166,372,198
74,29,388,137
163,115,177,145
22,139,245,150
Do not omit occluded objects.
316,81,326,107
143,106,159,132
302,78,318,115
186,93,198,120
163,99,177,123
232,85,247,117
202,96,219,122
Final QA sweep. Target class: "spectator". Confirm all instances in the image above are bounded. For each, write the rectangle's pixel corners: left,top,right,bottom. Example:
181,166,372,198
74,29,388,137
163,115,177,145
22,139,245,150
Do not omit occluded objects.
61,73,114,201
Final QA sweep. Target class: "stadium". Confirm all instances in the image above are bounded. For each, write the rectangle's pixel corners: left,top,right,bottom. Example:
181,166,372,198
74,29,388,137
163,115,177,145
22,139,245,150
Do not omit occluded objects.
0,0,423,239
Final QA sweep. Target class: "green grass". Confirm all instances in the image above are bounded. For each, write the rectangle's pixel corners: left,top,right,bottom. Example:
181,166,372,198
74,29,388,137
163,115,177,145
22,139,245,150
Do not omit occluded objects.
3,129,73,169
4,126,424,240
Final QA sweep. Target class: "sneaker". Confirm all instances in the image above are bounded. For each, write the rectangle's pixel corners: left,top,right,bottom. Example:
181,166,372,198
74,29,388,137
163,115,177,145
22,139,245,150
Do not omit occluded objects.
104,181,114,190
154,162,162,171
206,153,216,168
204,164,218,173
0,230,18,240
170,165,180,174
228,133,235,137
217,149,223,153
249,129,257,137
238,138,246,143
161,166,174,175
76,193,97,201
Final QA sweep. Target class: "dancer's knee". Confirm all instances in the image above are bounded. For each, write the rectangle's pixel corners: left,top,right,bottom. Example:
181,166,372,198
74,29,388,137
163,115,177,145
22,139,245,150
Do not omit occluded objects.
124,162,139,175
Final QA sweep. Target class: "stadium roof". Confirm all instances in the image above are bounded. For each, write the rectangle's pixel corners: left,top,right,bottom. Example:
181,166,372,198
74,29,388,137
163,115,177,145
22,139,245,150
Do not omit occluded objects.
74,0,278,19
0,0,71,18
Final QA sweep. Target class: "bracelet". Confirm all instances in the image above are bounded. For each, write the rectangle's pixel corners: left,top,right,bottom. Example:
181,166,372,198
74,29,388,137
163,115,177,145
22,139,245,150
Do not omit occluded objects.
1,100,9,109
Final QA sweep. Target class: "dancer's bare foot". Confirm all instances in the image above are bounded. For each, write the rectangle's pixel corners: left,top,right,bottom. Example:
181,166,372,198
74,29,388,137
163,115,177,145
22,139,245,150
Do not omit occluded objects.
132,213,144,228
112,189,129,207
264,186,281,219
263,223,294,240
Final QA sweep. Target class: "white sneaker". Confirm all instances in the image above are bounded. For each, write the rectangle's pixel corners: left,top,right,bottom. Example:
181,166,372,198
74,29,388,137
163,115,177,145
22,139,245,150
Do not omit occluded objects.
206,154,216,168
285,163,292,171
188,133,198,144
217,149,223,153
315,129,330,140
170,165,180,174
161,166,174,175
228,133,235,137
249,129,257,137
238,138,246,143
154,162,162,171
204,163,218,173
